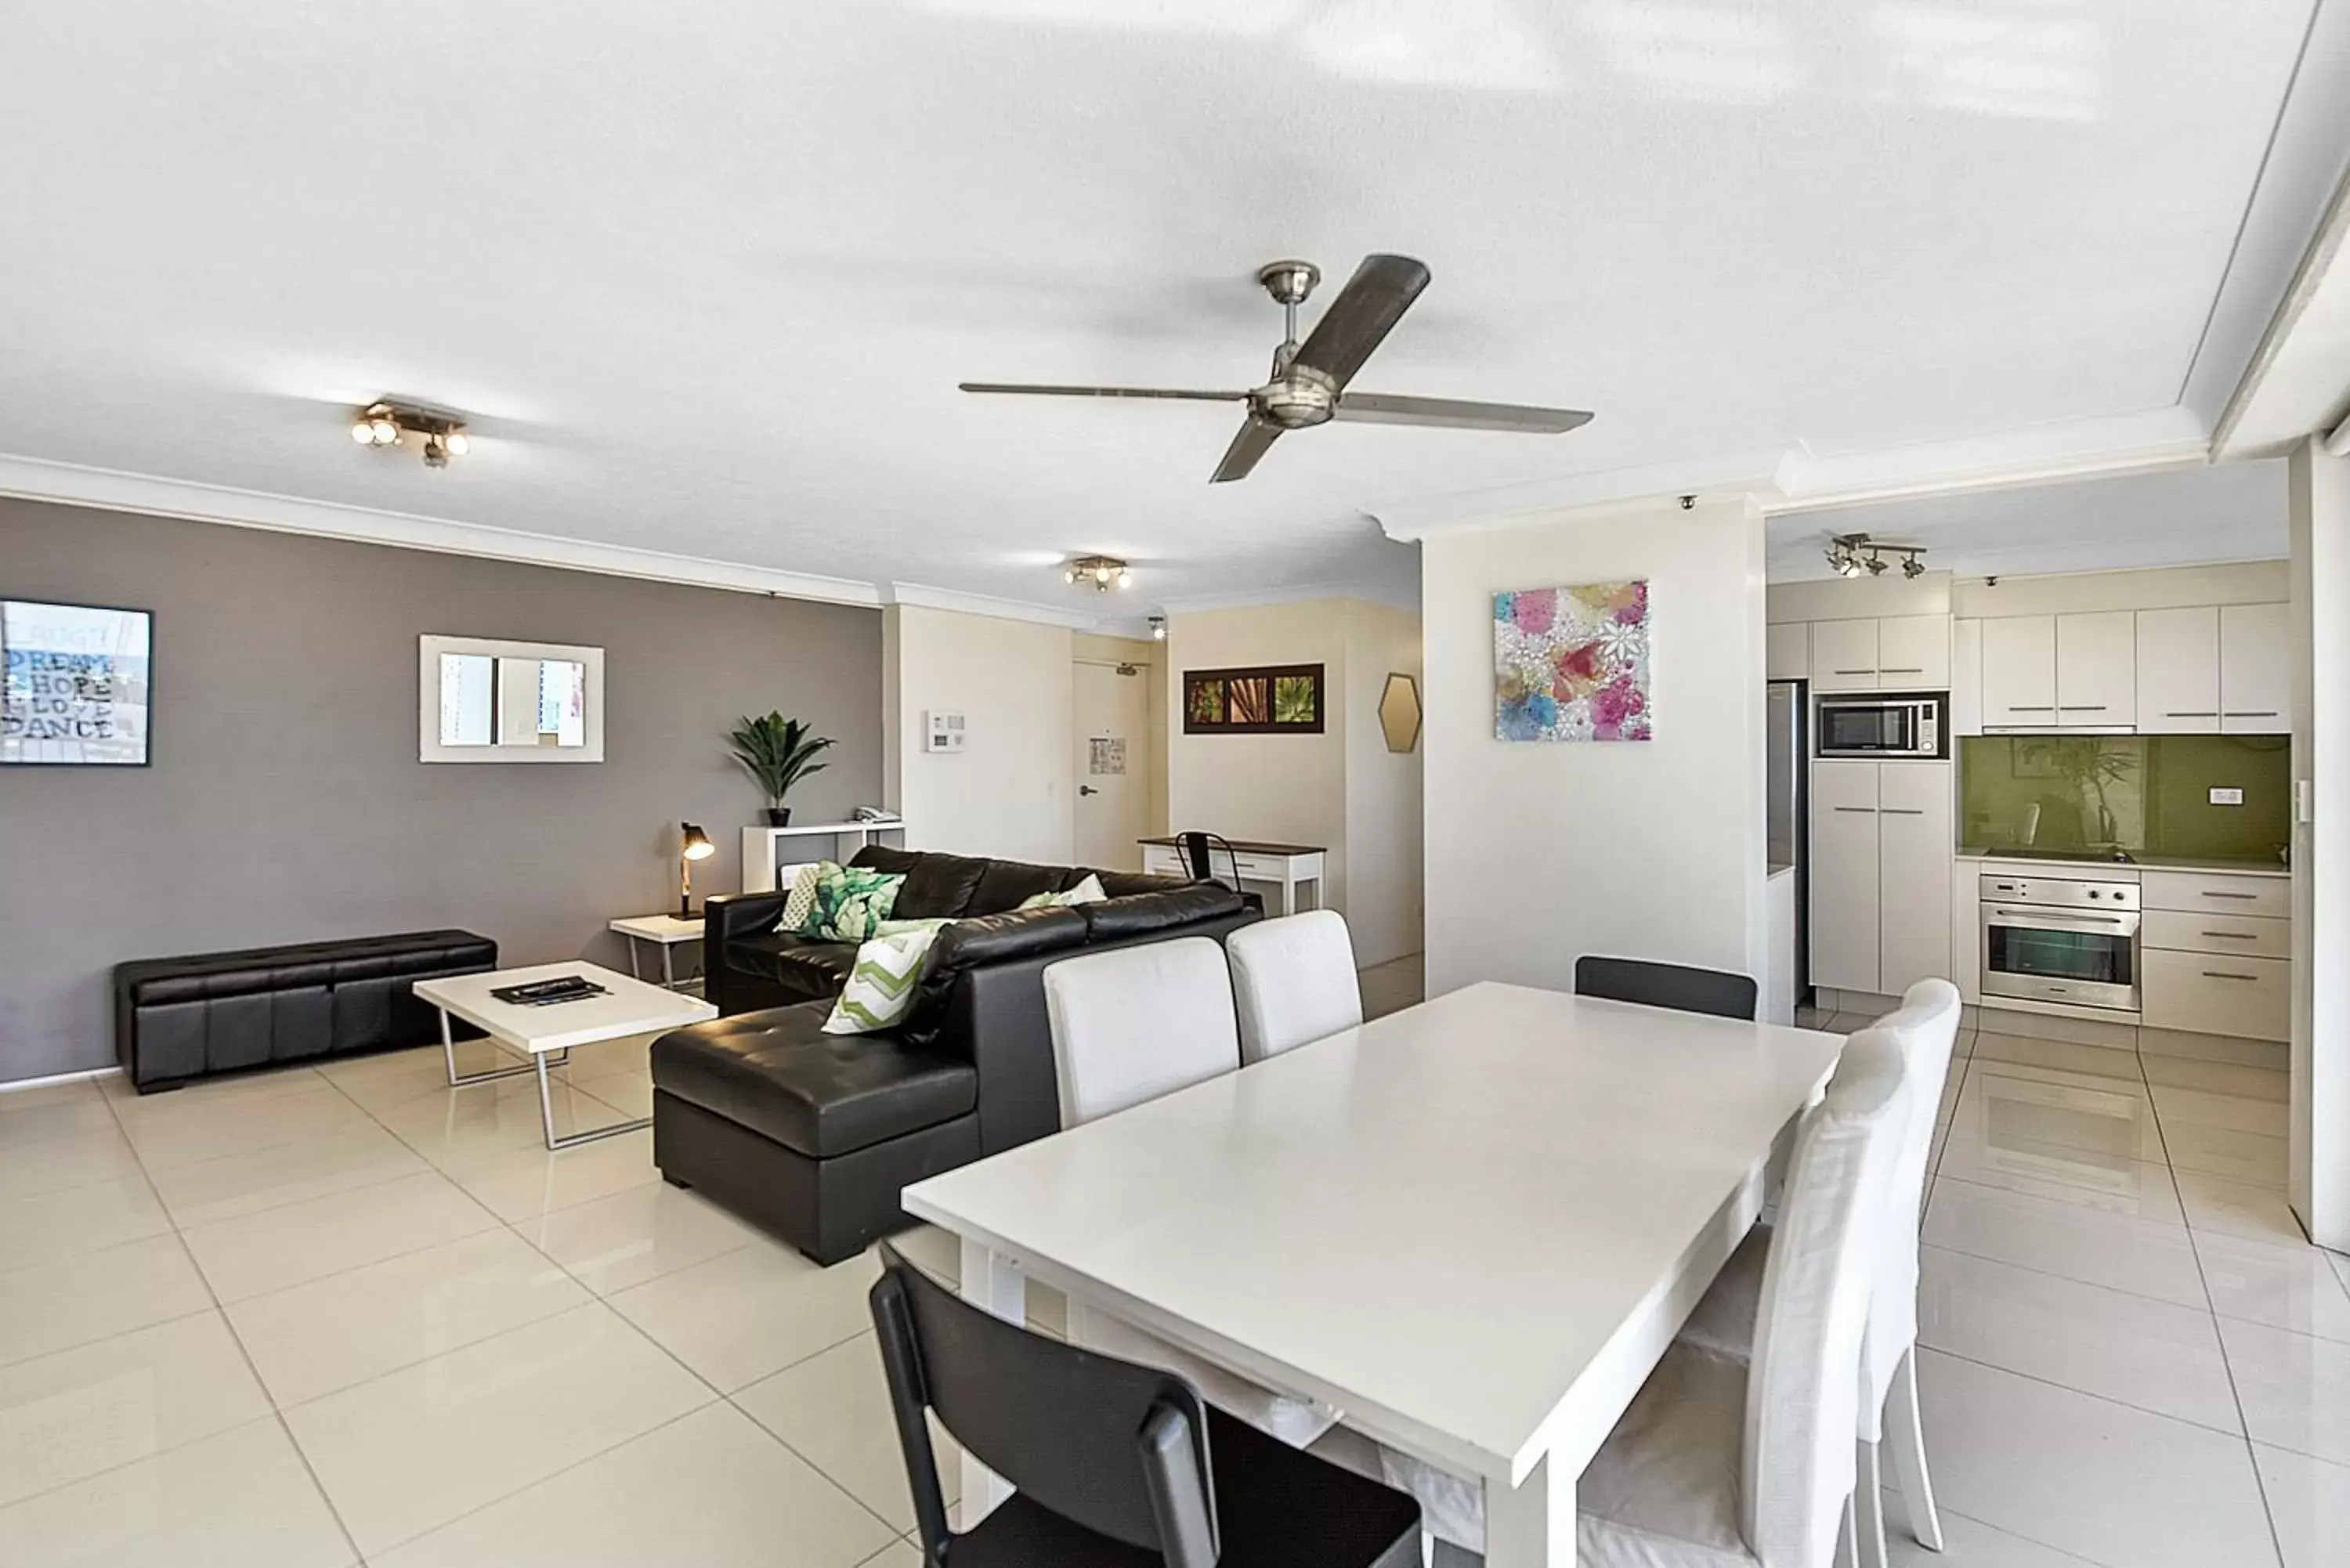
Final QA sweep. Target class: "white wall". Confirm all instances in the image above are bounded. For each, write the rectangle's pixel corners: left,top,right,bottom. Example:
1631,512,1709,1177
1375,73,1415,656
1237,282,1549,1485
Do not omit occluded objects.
1165,598,1426,966
1344,601,1426,968
884,605,1074,864
1422,498,1769,997
2289,439,2350,1252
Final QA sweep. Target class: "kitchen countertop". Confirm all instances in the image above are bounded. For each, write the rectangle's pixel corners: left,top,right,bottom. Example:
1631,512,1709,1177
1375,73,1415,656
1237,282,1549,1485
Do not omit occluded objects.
1956,848,2288,878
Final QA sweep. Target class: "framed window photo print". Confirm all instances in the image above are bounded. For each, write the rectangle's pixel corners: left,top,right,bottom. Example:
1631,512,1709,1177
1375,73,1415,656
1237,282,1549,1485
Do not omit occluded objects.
1181,663,1325,735
1,600,154,766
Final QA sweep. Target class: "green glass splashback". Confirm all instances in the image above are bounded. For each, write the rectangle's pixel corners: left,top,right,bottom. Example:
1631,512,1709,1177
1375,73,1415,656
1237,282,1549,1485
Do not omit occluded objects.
1957,734,2290,862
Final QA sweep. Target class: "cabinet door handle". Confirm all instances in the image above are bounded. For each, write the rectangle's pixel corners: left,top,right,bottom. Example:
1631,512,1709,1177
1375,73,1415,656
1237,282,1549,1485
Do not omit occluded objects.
1881,807,1926,815
1831,806,1878,814
2166,711,2219,717
2201,971,2260,982
2224,710,2280,717
2200,930,2258,940
2200,891,2258,901
1831,668,1877,675
2005,705,2055,712
2059,705,2108,711
1881,667,1926,674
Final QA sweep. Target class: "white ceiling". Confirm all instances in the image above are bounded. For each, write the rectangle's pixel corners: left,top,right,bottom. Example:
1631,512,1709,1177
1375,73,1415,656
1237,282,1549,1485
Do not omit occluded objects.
1766,458,2290,581
0,2,2334,623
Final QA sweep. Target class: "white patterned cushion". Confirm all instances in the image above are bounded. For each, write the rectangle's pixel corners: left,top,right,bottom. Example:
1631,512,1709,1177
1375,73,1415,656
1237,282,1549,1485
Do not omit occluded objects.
776,861,832,934
822,920,949,1034
1015,873,1108,910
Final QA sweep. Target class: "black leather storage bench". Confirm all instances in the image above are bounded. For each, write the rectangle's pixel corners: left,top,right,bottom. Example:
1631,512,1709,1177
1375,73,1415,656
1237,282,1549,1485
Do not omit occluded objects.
114,930,497,1093
653,1002,982,1266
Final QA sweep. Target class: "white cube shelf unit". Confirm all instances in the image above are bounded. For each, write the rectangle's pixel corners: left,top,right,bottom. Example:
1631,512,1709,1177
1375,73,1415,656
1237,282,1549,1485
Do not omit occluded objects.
741,821,910,892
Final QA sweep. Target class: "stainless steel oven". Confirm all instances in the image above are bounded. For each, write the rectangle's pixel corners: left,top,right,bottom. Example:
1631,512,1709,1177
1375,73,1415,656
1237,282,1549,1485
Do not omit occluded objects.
1815,693,1947,759
1979,873,2140,1013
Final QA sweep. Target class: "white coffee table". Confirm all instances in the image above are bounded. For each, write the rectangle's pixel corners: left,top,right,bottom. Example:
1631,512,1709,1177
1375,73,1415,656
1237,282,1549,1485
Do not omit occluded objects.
412,961,716,1150
608,914,703,988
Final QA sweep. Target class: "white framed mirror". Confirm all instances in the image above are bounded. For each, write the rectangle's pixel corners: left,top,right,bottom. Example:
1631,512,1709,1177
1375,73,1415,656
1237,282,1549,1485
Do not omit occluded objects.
418,635,605,762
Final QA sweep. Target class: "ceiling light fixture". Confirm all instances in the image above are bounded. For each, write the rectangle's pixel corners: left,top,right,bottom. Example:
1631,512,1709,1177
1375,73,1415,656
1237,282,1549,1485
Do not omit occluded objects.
1063,555,1131,592
349,402,472,469
1824,533,1926,582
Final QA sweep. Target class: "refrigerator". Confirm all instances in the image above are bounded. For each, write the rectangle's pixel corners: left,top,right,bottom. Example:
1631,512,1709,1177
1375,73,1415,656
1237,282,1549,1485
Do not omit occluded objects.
1766,681,1809,1012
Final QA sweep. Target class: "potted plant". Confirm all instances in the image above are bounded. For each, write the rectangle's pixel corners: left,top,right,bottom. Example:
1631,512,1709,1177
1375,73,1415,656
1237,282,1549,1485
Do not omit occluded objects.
730,712,835,826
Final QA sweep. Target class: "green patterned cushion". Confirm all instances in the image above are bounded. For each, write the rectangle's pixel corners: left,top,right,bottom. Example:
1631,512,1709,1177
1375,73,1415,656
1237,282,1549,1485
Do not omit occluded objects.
776,861,833,934
809,864,905,943
822,922,946,1035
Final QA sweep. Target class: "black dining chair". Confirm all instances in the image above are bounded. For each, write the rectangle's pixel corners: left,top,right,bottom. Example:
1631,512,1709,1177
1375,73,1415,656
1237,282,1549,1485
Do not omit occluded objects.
1574,954,1759,1021
869,1245,1423,1568
1174,829,1243,890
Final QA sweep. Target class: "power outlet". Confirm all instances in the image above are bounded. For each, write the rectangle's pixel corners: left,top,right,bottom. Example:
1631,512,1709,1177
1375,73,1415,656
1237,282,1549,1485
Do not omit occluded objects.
2210,786,2245,806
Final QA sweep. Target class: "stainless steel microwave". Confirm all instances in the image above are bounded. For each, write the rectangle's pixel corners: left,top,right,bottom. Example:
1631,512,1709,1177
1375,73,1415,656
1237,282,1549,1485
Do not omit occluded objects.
1815,692,1947,759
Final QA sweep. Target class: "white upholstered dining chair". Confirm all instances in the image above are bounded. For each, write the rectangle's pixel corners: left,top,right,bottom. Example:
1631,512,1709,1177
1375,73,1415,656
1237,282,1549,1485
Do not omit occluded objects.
1376,1026,1917,1566
1039,938,1336,1447
1225,909,1364,1063
1676,978,1965,1568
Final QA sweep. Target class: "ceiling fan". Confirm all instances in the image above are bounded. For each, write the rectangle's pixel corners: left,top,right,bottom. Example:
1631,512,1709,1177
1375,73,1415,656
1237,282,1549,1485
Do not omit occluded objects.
959,254,1595,482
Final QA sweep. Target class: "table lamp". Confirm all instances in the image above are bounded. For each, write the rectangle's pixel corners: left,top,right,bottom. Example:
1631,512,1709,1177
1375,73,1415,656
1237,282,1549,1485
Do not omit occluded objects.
678,822,714,919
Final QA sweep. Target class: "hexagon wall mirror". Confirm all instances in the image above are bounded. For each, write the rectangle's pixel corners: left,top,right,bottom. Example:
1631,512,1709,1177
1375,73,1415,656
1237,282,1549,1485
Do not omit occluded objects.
1378,673,1422,753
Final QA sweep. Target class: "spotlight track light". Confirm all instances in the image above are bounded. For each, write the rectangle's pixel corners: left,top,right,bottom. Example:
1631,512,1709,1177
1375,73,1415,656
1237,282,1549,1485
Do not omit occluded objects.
349,402,471,468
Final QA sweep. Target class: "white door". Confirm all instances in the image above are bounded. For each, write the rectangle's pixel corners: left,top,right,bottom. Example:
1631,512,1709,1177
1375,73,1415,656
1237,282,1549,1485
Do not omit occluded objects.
2056,611,2136,728
1810,761,1882,994
1875,616,1950,690
1766,621,1810,681
1878,762,1953,995
1810,620,1880,692
1073,660,1150,869
2135,605,2220,732
1981,616,2056,728
2220,602,2290,734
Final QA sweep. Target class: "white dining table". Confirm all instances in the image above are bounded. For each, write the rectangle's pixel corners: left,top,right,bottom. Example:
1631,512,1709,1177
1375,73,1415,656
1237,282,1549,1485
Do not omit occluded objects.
902,981,1846,1568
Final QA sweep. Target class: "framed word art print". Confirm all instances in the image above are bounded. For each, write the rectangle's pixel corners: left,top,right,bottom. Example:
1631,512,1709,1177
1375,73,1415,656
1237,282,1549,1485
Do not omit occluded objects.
2,599,154,766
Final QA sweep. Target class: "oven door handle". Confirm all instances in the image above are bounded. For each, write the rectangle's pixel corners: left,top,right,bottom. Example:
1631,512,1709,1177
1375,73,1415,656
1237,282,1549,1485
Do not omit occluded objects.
1986,907,2134,925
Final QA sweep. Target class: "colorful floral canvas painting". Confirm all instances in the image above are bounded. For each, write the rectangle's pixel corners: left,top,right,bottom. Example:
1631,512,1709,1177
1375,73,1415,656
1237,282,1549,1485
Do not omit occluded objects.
1494,580,1651,742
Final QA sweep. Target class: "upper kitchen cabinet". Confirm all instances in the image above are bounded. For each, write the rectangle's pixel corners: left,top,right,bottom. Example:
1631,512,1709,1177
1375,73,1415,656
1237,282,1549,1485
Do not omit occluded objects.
2055,611,2136,727
2136,606,2221,732
1809,619,1879,692
1875,616,1950,690
1980,615,2056,727
1766,621,1810,681
2220,603,2290,733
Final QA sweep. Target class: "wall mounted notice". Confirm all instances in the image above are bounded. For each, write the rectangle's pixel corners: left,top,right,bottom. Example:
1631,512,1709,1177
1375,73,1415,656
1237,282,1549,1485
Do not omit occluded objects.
1,600,153,766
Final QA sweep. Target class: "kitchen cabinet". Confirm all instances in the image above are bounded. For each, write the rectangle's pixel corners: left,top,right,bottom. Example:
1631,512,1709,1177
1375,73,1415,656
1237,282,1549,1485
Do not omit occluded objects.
1809,620,1880,693
1950,619,1983,736
1981,615,2056,728
1810,760,1952,998
1766,621,1809,681
2056,611,2135,727
2135,607,2220,732
2220,602,2290,734
1875,615,1950,690
2142,951,2290,1042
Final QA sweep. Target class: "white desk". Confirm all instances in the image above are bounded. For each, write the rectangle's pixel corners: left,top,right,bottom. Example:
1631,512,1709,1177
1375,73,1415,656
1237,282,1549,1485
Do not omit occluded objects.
608,913,703,988
1137,837,1325,915
903,983,1843,1568
413,962,715,1151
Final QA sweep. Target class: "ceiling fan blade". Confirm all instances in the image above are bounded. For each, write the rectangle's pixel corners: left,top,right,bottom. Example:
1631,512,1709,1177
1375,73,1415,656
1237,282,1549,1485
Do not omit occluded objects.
1289,254,1432,392
1333,392,1595,433
958,382,1247,402
1210,417,1283,483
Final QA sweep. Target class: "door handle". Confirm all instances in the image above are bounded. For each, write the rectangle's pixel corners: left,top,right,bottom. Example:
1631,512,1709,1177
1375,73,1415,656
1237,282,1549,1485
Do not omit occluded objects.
2167,711,2219,717
1880,667,1926,674
2224,711,2280,718
2059,705,2108,711
1078,785,1100,797
1881,807,1926,815
2005,705,2055,712
1831,806,1877,814
1831,669,1877,675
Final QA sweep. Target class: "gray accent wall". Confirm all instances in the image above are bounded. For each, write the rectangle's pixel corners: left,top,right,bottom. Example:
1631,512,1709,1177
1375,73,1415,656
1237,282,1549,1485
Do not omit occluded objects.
0,498,883,1082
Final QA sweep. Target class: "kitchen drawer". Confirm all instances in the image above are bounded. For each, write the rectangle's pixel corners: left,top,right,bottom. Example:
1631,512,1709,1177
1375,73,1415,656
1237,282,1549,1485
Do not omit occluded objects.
2141,909,2291,961
2141,949,2290,1042
1141,845,1186,876
2139,870,2289,918
1233,852,1314,880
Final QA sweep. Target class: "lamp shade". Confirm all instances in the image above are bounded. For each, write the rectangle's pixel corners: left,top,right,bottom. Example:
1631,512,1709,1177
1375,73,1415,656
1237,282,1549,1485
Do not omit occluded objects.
680,822,715,861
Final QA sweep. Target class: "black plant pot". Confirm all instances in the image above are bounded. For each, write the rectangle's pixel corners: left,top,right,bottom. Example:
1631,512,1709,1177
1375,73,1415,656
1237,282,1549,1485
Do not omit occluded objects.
764,807,793,827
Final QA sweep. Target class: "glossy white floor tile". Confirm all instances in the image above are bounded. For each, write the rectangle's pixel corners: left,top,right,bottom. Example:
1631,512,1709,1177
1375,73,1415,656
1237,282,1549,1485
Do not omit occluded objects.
226,1227,591,1405
2163,1119,2291,1187
1916,1349,2278,1568
1923,1177,2206,1306
607,1242,880,1393
2253,1443,2350,1568
1883,1505,2106,1566
0,1173,172,1272
1970,1031,2143,1080
281,1300,711,1556
2194,1230,2350,1344
0,1235,215,1367
2217,1316,2350,1469
371,1073,639,1168
0,1125,145,1200
0,1311,270,1506
1952,1071,2167,1164
734,1331,964,1534
1918,1245,2243,1432
2140,1054,2293,1101
514,1179,760,1295
113,1081,373,1172
0,1415,355,1568
1933,1123,2187,1223
2175,1168,2310,1245
141,1122,428,1228
177,1169,499,1303
440,1126,660,1223
370,1402,894,1568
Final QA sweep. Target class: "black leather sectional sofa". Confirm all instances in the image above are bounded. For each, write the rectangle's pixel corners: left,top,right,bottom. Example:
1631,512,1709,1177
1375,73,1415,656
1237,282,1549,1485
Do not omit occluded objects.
651,846,1260,1263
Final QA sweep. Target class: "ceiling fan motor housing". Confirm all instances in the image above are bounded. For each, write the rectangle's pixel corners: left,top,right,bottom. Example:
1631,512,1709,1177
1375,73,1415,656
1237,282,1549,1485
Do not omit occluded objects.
1253,366,1339,429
